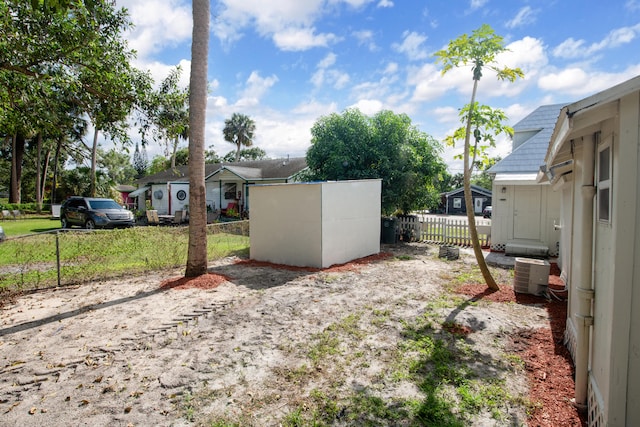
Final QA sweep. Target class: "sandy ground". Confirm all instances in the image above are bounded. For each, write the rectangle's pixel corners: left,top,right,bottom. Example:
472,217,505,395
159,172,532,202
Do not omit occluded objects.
1,243,557,426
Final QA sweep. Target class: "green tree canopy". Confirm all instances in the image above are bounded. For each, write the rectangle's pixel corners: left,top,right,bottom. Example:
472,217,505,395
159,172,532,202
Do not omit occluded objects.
306,109,446,215
223,113,256,162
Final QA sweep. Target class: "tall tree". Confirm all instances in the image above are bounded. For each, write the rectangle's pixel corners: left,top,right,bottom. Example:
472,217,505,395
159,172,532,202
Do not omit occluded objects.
223,113,256,162
435,24,524,291
138,67,190,169
306,109,446,215
132,142,148,178
185,0,209,277
1,1,148,202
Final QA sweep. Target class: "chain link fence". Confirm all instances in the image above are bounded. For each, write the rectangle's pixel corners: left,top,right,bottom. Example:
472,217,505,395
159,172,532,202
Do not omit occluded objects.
0,221,250,293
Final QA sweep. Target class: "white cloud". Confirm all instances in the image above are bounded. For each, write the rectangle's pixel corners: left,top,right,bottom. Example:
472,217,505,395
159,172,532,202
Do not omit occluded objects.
214,0,350,51
538,65,640,96
383,62,398,75
469,0,488,11
392,31,428,61
117,0,192,59
408,63,453,102
377,0,393,7
235,71,279,107
505,6,538,29
273,27,340,51
553,23,640,59
348,99,384,115
318,52,337,69
353,30,378,51
627,0,640,11
311,53,350,89
135,59,192,88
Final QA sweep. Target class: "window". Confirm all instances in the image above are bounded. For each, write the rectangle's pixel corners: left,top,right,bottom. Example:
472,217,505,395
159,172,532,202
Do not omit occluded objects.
223,183,237,200
453,198,462,209
597,136,612,223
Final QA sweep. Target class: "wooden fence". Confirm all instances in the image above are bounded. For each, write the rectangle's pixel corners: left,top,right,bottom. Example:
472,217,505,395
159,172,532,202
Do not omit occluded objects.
395,215,492,247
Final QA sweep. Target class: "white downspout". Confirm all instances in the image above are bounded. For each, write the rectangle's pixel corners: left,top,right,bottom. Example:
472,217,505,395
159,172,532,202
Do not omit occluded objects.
574,134,596,409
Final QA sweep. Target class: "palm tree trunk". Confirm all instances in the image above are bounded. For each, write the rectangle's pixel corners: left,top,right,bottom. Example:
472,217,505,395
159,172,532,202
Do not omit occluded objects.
464,79,499,291
9,134,24,204
185,0,210,277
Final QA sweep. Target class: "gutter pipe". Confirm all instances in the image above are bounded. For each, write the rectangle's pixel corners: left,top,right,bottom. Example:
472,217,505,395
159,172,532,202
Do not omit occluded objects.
574,133,596,409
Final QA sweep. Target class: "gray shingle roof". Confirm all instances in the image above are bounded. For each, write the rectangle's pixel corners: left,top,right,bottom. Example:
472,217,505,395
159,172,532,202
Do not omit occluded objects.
489,104,567,175
135,157,307,186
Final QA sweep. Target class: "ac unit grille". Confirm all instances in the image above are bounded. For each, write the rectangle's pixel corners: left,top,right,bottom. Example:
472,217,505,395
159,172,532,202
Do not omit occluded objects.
514,257,550,295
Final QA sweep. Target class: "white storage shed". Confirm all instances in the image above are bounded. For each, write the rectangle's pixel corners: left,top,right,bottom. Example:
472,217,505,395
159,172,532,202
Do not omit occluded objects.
249,179,382,268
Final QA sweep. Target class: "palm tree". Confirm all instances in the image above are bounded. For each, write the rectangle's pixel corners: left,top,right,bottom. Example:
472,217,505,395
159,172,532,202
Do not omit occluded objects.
223,113,256,162
184,0,209,278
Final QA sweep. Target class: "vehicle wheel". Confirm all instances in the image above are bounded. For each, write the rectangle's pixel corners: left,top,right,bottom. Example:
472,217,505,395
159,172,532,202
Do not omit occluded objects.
85,219,96,230
61,216,69,229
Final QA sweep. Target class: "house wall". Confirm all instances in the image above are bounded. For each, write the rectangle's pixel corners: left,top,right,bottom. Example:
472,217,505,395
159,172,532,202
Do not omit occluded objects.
249,180,381,268
150,184,169,214
445,191,491,215
169,183,189,215
490,182,560,255
565,92,640,426
606,93,639,426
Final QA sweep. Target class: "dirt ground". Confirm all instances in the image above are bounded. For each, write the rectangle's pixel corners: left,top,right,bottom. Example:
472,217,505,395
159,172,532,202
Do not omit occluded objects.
0,243,585,426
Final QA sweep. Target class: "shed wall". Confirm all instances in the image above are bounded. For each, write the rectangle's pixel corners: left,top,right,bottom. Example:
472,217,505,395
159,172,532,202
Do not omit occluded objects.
249,180,381,268
250,184,323,267
320,180,381,268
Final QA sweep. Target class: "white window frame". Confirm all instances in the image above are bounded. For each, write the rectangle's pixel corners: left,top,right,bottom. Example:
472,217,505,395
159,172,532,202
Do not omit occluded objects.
453,197,462,209
597,134,612,224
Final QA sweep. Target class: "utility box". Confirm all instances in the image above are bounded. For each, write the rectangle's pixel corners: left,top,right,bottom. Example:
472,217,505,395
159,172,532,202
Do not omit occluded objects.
514,257,550,295
250,180,381,268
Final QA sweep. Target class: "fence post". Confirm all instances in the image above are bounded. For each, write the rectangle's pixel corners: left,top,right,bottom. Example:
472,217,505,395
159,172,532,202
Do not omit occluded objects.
56,231,61,288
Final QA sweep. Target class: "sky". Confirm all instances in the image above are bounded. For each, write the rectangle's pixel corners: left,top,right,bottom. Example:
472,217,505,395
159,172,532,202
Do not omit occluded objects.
112,0,640,173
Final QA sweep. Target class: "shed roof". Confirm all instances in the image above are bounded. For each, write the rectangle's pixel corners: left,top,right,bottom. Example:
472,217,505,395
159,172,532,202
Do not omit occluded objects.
489,104,567,175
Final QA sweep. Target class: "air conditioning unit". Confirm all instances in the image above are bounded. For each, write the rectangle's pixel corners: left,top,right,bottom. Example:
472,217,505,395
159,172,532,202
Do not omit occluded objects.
514,257,550,295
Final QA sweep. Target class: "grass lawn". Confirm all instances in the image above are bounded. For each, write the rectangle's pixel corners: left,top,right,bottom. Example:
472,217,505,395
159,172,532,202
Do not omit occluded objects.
0,221,250,291
0,217,61,237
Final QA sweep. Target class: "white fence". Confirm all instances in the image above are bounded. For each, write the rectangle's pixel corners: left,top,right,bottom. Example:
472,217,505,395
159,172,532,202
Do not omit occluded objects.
395,215,491,247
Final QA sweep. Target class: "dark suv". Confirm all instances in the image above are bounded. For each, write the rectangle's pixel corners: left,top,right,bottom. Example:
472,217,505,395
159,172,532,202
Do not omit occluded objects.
60,197,135,229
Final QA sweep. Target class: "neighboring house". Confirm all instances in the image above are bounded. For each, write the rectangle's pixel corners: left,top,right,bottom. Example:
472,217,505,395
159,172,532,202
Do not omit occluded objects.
133,157,308,215
488,104,565,257
441,185,491,215
115,184,136,210
539,74,640,427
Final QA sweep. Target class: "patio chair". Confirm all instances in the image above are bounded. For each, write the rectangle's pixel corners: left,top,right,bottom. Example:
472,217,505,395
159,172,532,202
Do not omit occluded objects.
221,202,238,216
12,210,21,220
146,210,159,225
172,210,183,225
2,210,14,220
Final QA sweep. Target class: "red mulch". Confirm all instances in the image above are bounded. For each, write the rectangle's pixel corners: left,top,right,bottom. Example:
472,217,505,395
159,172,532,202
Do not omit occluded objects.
159,273,231,290
454,264,586,427
233,252,394,273
159,253,395,291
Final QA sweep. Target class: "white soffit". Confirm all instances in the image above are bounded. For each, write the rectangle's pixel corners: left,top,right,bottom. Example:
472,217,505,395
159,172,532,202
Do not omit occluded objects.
494,173,541,185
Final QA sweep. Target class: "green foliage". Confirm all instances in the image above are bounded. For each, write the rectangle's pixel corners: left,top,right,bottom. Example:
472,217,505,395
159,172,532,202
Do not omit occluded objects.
132,142,148,178
434,24,524,84
306,109,446,215
444,103,512,174
223,113,256,162
222,147,268,162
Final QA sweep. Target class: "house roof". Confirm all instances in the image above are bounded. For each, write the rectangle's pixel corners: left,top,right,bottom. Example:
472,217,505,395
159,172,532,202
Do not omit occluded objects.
135,157,308,186
545,74,640,171
488,104,567,175
443,184,492,198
